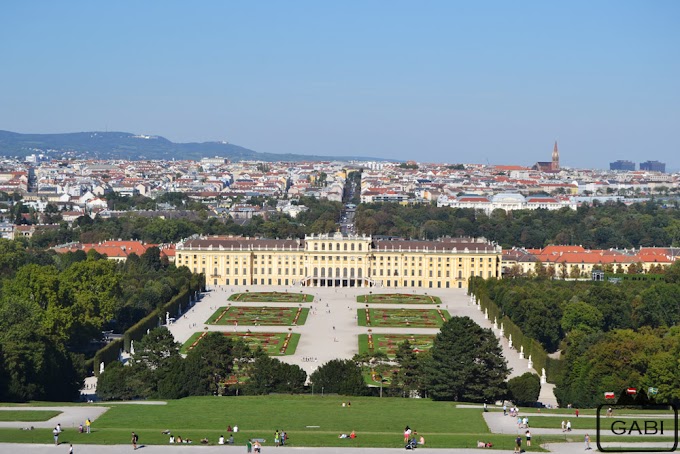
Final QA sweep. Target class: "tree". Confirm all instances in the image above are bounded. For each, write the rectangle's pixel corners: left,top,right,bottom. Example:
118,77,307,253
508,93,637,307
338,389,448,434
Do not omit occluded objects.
245,356,306,395
507,372,541,406
425,316,509,402
310,359,369,396
390,340,423,397
561,301,604,334
129,327,182,397
97,360,142,401
183,333,236,395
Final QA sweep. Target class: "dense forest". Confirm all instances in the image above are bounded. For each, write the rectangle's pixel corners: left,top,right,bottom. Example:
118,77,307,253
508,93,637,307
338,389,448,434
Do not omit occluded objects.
471,263,680,407
354,201,680,248
0,238,196,402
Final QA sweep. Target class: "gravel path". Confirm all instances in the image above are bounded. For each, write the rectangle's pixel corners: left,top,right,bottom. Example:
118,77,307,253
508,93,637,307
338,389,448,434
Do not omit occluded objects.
0,406,109,429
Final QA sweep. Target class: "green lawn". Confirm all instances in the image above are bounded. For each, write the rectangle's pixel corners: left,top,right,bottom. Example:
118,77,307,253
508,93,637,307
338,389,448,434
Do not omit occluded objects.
0,395,554,450
526,415,676,430
181,332,301,356
357,308,450,327
207,306,309,326
0,410,61,421
357,293,443,304
359,333,435,357
229,292,314,302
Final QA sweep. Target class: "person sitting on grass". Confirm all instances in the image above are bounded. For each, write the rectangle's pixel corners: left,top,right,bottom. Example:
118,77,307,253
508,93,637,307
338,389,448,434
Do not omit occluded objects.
350,431,356,439
200,438,209,444
218,435,225,445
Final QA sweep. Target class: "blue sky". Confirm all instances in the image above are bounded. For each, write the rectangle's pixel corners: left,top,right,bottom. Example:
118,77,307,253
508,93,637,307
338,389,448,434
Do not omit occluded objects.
1,1,678,169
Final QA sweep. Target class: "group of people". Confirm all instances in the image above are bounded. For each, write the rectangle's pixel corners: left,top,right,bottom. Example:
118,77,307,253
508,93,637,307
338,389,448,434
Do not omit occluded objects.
78,418,92,434
338,430,357,439
274,429,288,446
404,426,425,449
516,416,529,429
561,420,573,432
218,434,235,444
168,435,193,444
246,439,262,453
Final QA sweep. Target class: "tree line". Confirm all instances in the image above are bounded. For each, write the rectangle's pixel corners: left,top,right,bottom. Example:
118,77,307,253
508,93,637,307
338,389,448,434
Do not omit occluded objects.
24,196,343,248
471,263,680,407
0,238,195,402
354,200,680,248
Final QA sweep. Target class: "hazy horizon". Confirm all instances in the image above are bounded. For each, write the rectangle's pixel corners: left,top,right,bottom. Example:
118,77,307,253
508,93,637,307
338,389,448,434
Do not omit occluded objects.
1,1,678,169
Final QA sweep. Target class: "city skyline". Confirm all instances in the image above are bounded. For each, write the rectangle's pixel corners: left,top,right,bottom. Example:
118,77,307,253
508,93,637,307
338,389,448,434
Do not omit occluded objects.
1,1,679,169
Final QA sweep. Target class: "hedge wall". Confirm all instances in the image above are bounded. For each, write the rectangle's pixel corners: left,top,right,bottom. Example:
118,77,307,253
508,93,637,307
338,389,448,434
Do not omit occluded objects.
469,277,565,383
92,273,205,373
93,338,124,377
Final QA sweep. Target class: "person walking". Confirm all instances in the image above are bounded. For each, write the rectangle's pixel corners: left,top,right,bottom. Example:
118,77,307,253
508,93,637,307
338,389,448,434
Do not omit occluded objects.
585,433,591,450
53,427,59,446
131,431,139,450
69,444,74,454
86,418,91,434
525,430,531,447
247,439,253,453
514,435,522,453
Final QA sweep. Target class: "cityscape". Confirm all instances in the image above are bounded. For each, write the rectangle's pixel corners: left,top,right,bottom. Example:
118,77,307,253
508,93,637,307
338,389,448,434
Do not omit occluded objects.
1,1,679,453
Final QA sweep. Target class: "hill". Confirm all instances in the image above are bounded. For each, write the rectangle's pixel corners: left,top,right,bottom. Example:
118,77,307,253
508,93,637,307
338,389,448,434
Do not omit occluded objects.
0,130,388,162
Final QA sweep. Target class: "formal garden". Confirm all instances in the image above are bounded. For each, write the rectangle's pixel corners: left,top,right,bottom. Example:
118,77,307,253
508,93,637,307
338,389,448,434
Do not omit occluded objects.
357,308,450,327
181,331,300,356
357,293,442,304
228,291,314,302
358,333,435,357
206,306,309,326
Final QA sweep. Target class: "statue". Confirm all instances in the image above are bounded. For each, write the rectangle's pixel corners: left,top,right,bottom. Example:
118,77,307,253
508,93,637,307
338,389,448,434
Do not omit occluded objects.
166,311,170,324
130,340,135,356
99,361,105,374
541,368,547,384
528,355,533,369
484,308,488,320
493,317,498,330
519,345,525,359
508,334,513,349
499,323,504,336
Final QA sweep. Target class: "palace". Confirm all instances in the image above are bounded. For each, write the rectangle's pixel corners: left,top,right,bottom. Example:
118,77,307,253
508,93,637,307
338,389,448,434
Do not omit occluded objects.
175,233,502,289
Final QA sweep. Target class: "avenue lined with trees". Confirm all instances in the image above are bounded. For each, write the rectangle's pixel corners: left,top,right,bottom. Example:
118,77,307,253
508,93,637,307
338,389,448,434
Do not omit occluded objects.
471,264,680,407
0,239,196,402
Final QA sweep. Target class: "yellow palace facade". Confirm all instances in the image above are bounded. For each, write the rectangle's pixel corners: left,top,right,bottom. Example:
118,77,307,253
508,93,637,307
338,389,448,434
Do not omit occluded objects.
175,233,502,289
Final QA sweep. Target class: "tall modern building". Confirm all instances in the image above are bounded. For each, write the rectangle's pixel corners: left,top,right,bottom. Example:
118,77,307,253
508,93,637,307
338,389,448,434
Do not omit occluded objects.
639,160,666,173
610,160,636,171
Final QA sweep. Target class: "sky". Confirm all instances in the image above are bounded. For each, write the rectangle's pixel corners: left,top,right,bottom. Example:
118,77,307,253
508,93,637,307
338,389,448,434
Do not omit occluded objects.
1,1,679,169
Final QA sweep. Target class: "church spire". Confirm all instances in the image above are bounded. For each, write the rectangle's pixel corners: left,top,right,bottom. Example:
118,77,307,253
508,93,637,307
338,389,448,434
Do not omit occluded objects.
552,141,560,171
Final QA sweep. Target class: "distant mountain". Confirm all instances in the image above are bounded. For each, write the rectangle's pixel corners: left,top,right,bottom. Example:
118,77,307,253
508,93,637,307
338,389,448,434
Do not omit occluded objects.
0,130,390,162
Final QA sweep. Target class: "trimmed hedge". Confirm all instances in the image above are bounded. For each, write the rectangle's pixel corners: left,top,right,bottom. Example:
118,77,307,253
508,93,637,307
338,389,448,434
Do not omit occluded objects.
92,273,205,374
469,277,565,384
93,338,124,377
